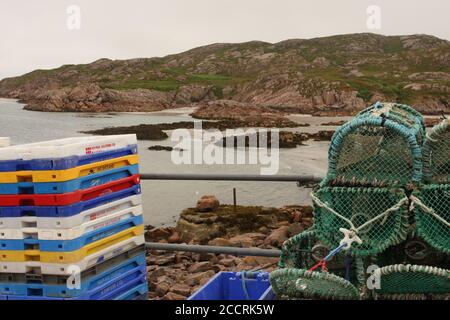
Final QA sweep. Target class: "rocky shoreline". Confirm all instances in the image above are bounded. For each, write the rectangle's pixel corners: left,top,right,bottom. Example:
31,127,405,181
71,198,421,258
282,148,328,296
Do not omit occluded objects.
81,117,307,141
146,196,313,300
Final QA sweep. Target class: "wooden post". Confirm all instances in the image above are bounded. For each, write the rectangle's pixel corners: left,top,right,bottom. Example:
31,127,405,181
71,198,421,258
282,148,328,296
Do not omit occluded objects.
233,187,237,213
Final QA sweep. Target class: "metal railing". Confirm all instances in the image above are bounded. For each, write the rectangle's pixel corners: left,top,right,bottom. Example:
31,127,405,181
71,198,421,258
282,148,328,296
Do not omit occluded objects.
146,242,281,257
140,173,323,182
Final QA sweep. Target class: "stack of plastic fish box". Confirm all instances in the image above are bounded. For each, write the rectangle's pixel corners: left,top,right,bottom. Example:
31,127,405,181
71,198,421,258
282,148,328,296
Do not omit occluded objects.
0,135,147,300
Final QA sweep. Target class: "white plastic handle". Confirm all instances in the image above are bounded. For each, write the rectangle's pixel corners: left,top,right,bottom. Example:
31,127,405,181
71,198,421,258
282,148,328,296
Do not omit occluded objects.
339,228,362,250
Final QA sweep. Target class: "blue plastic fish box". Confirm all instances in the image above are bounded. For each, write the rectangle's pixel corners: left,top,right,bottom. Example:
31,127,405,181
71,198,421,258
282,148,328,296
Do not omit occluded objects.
188,272,274,300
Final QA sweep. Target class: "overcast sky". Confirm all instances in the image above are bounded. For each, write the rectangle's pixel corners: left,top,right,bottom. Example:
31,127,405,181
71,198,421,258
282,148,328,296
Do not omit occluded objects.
0,0,448,80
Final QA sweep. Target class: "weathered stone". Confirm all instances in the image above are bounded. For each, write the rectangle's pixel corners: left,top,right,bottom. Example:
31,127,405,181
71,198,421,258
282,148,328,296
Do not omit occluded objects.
176,219,223,243
287,223,304,237
199,277,211,286
240,256,279,268
208,238,232,247
276,221,290,227
264,226,289,247
170,283,191,297
147,227,172,241
155,281,171,296
151,254,175,266
219,258,236,267
188,261,212,273
196,195,220,212
167,231,181,243
162,292,186,300
184,270,216,286
228,233,266,247
257,226,270,234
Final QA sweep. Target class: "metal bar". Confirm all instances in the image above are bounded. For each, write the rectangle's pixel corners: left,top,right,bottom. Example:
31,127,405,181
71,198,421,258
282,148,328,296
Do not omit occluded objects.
146,242,281,258
140,173,323,183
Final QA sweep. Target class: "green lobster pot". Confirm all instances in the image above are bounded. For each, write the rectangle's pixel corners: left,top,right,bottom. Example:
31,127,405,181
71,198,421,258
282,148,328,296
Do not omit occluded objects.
326,102,425,187
423,118,449,184
270,268,360,300
278,229,359,281
373,264,450,297
278,228,351,276
412,185,450,254
312,187,410,256
412,119,450,254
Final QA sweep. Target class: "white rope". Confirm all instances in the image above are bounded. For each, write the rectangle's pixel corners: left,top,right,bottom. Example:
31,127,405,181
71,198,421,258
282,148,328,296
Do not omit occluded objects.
311,192,409,235
311,193,356,230
410,195,450,228
425,131,438,142
354,197,409,233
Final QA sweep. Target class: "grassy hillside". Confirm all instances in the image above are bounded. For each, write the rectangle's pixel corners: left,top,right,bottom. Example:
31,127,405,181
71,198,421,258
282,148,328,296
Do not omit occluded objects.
1,33,449,113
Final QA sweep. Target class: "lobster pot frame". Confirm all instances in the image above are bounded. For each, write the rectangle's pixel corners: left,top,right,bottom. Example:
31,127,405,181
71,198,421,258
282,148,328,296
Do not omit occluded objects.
372,264,450,297
270,268,360,300
423,119,449,184
278,229,365,288
279,230,355,276
278,230,317,269
412,185,450,254
374,236,450,269
326,102,424,187
312,187,410,256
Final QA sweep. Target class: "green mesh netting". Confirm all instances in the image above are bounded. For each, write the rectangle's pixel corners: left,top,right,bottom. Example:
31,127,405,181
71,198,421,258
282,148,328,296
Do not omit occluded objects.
313,187,410,256
375,236,450,269
374,264,450,295
270,268,360,300
278,229,360,282
327,102,424,187
375,293,450,300
423,119,449,184
412,185,450,254
278,229,318,269
357,102,425,132
278,230,352,276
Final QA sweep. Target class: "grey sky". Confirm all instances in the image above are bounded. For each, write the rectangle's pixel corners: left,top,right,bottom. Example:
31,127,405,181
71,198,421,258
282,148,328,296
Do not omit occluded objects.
0,0,448,80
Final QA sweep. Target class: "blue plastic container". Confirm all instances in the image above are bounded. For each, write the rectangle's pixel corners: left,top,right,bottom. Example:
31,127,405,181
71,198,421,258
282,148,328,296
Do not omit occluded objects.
0,145,138,172
188,272,274,300
0,165,139,194
0,215,143,251
0,254,145,298
0,184,141,218
1,264,147,300
114,283,148,300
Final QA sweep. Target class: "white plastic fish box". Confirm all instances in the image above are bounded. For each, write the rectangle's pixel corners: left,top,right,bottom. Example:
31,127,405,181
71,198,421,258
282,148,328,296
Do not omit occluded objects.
0,135,137,171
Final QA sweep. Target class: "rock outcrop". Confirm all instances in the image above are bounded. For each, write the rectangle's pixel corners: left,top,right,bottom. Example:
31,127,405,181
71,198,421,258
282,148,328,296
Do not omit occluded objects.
146,202,314,300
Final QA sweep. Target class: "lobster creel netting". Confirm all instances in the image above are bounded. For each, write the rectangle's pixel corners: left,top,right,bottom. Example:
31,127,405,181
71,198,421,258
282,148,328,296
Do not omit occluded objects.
411,185,450,254
423,119,450,184
373,264,450,296
357,102,425,130
270,268,360,300
375,236,450,269
312,187,410,256
326,102,424,187
278,229,318,269
278,229,361,283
